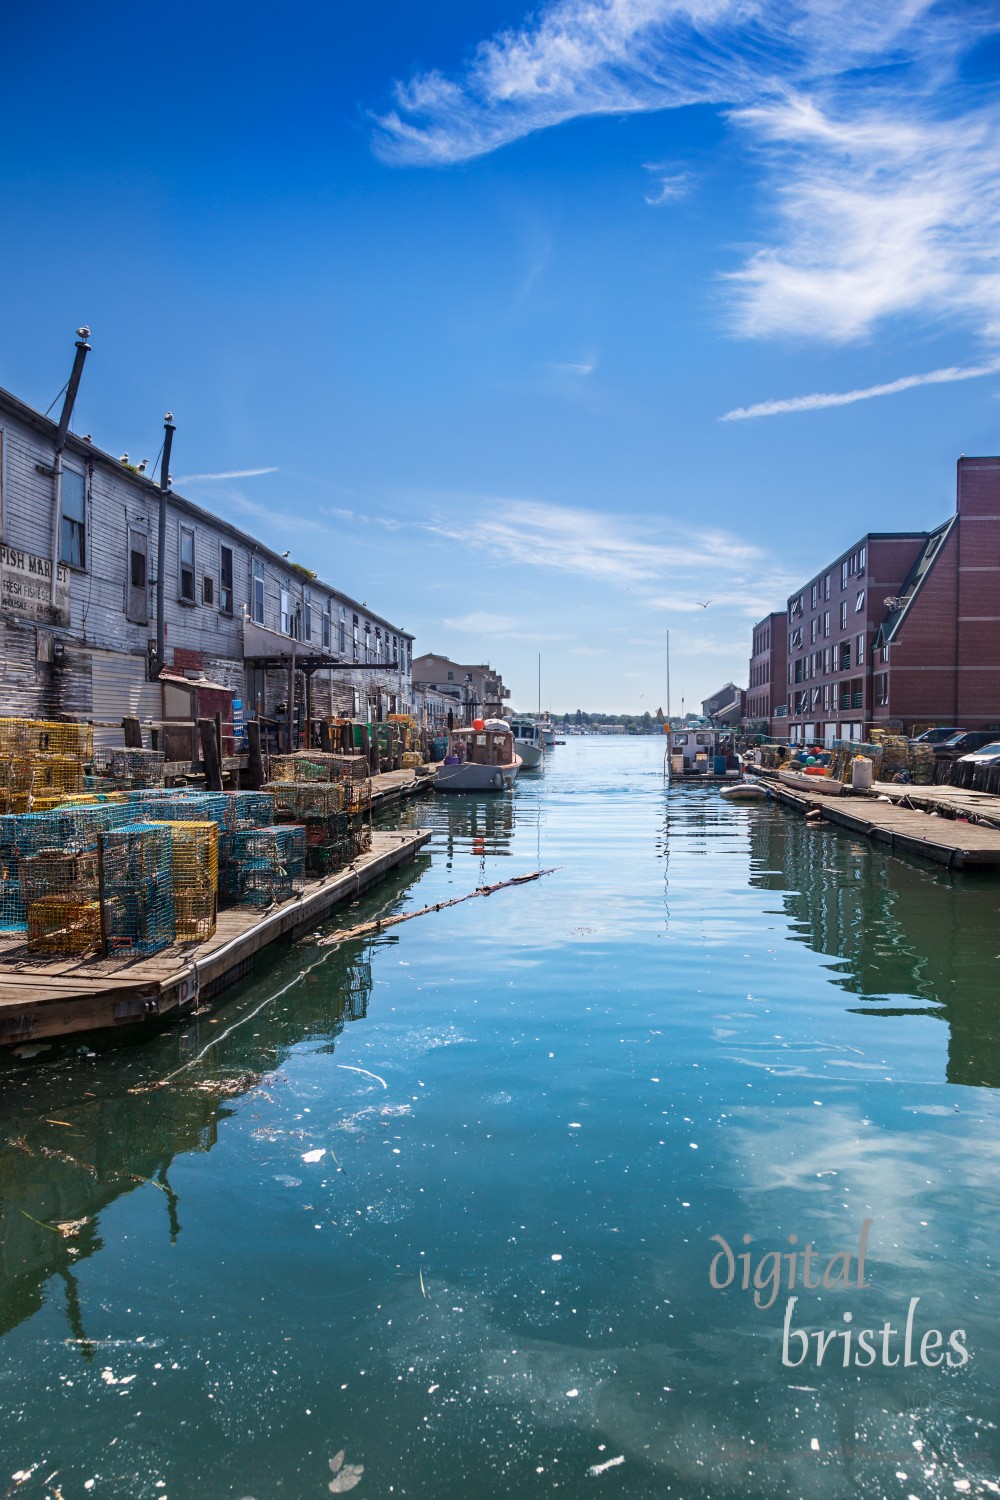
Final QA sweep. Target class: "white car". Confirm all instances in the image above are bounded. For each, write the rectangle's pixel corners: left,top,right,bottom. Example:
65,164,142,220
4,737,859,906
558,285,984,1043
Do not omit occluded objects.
957,741,1000,766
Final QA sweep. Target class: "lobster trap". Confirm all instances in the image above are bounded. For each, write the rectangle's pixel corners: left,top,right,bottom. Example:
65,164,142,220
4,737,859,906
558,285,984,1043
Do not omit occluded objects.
269,752,368,784
90,747,166,789
221,825,305,908
266,781,344,822
98,823,175,956
149,820,218,942
27,896,103,956
0,816,26,931
223,791,275,831
129,791,229,832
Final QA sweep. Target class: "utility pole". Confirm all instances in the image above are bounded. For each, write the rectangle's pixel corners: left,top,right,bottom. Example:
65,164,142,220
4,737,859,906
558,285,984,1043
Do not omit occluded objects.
49,329,91,605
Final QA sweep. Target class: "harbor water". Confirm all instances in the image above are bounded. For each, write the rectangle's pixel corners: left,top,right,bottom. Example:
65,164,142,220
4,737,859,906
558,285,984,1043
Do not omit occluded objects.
1,738,999,1498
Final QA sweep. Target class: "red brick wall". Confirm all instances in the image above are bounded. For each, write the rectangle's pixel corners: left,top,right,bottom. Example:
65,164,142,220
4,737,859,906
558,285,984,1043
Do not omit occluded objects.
956,458,1000,725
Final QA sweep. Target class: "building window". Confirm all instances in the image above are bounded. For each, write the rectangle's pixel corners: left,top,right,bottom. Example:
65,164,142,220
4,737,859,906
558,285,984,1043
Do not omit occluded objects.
855,589,865,612
841,560,848,589
858,546,866,573
823,610,830,638
823,647,830,674
856,632,865,665
375,630,382,661
203,574,214,606
280,587,292,636
126,528,148,625
323,600,331,649
302,588,313,643
810,617,818,643
338,605,346,653
840,601,848,631
353,614,359,660
840,642,851,671
220,545,234,613
179,525,195,602
61,467,87,569
365,624,372,662
877,672,889,706
251,557,265,623
811,582,818,609
824,574,830,600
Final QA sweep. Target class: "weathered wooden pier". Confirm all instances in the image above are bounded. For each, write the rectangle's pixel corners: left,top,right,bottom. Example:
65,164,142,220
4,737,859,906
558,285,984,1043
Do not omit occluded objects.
766,776,1000,870
0,827,431,1045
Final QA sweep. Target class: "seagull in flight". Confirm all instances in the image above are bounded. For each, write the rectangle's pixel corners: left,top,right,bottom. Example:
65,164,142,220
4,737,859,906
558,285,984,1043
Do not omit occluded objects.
696,600,713,608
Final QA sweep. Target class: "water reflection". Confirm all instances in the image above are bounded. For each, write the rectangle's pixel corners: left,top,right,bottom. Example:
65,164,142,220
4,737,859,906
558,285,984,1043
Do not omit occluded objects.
0,852,426,1346
746,806,1000,1088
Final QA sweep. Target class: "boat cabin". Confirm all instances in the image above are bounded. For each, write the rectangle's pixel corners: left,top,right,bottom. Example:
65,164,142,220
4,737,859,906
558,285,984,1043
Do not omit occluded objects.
446,725,516,768
669,729,720,772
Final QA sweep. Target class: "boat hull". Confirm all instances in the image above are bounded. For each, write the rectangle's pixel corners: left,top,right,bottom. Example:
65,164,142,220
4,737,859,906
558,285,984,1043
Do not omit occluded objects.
435,759,521,793
512,740,544,769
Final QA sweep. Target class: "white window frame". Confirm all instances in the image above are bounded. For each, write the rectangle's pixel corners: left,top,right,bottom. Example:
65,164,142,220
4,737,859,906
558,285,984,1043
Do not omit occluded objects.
61,464,88,570
220,543,234,614
251,557,265,624
179,523,196,602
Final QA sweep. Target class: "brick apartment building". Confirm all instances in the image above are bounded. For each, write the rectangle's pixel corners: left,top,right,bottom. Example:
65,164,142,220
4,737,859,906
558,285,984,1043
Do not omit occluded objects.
745,611,788,736
773,457,1000,744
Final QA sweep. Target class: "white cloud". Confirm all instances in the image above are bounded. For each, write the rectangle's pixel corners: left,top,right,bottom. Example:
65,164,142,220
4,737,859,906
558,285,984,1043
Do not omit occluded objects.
722,355,1000,420
373,0,1000,345
176,467,277,482
549,359,598,375
726,94,1000,342
443,611,520,634
643,163,690,205
427,498,761,587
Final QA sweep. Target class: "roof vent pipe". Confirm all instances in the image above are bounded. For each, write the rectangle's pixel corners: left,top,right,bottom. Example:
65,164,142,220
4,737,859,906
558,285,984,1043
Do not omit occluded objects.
50,328,91,604
155,413,175,674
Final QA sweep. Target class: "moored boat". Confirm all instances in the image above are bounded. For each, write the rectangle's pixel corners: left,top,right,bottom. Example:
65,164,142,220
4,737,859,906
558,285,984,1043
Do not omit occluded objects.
435,721,521,793
510,718,545,768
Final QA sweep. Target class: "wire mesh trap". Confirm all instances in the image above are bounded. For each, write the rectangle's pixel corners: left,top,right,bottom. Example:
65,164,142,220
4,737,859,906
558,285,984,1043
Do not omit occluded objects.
98,823,175,956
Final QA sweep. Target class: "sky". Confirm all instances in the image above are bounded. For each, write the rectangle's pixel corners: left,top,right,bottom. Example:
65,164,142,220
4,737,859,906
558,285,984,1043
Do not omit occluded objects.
2,0,999,714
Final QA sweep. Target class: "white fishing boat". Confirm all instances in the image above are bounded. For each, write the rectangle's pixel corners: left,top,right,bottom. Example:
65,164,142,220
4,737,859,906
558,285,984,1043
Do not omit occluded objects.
435,721,522,793
535,718,556,749
510,718,545,769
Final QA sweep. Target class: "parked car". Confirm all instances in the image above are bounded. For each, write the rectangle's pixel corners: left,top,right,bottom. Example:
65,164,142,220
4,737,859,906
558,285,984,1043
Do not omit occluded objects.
956,741,1000,766
911,727,964,745
934,730,1000,761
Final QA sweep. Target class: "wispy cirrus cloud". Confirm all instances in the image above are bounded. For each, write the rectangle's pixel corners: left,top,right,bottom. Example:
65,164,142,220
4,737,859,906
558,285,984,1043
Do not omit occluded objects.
176,466,278,483
721,355,1000,420
427,497,760,587
373,0,1000,345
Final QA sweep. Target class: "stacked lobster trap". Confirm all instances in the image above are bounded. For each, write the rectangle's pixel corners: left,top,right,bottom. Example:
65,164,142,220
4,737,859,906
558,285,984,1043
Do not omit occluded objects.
221,824,306,907
98,823,176,956
0,717,94,814
264,762,372,876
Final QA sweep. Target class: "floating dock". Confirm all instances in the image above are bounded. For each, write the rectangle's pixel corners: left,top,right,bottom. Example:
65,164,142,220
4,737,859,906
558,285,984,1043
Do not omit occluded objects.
0,828,431,1044
767,780,1000,870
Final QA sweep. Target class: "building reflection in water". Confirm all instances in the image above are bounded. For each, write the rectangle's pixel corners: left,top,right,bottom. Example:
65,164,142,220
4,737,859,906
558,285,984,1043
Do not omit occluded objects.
0,857,427,1347
747,808,1000,1091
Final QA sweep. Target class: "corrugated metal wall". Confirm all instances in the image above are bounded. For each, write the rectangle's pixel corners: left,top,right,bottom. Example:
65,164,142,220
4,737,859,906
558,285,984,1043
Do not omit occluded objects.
89,649,162,747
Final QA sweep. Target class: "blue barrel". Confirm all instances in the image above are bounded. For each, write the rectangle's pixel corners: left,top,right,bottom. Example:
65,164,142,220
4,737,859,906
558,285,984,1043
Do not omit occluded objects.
713,754,727,775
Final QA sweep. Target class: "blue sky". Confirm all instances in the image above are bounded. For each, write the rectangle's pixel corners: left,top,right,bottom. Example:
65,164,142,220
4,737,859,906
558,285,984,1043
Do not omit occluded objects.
3,0,999,713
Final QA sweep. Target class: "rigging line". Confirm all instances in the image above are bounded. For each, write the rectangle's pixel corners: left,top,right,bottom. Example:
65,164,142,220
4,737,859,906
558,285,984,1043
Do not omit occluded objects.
44,380,69,418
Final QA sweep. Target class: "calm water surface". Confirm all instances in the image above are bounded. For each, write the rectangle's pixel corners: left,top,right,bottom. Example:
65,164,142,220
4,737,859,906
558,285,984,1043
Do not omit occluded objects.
2,738,999,1499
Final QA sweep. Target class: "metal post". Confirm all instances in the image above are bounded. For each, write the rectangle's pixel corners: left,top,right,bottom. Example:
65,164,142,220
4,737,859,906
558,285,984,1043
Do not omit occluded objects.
156,414,175,672
50,330,91,604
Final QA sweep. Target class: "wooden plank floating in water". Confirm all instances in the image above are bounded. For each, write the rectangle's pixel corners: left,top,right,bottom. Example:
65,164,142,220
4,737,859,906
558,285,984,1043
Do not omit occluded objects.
0,829,432,1044
769,782,1000,869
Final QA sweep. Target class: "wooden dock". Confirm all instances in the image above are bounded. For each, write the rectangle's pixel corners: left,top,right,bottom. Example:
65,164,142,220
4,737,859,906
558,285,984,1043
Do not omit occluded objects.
768,779,1000,869
0,828,432,1045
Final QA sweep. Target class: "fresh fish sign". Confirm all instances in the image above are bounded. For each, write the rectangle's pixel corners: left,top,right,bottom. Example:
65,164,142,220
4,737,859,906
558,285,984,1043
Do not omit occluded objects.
0,545,70,626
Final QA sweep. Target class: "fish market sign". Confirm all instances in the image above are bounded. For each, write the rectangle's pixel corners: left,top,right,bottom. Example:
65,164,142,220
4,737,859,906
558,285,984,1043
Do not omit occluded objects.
0,545,71,627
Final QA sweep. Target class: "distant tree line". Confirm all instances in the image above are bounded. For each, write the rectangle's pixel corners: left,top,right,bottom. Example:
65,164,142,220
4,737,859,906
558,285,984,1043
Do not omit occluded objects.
515,709,668,731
